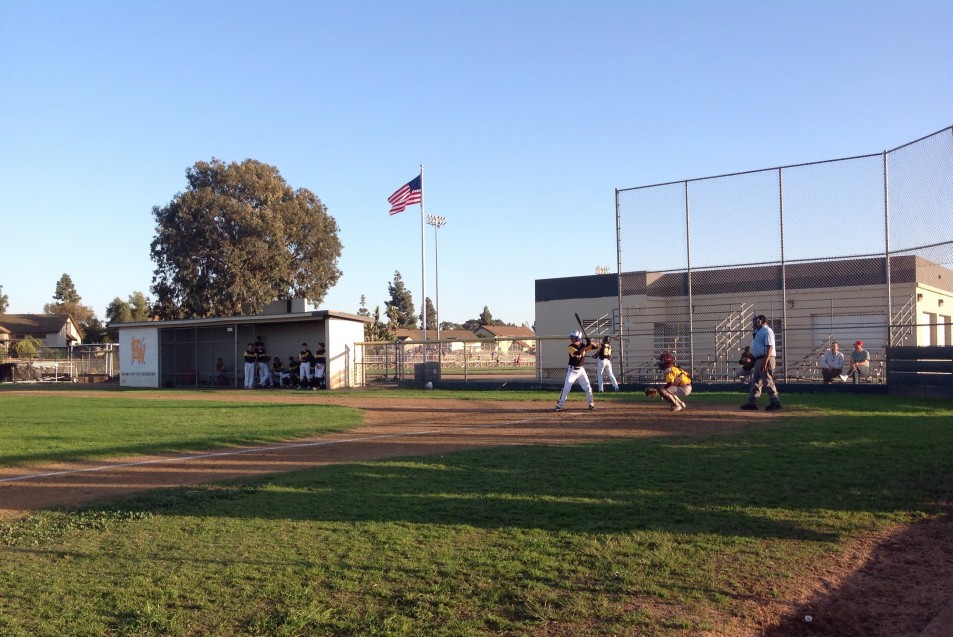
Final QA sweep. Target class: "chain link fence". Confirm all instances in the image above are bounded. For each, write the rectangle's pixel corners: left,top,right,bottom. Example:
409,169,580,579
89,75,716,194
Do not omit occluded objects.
616,126,953,384
0,344,119,382
355,337,541,385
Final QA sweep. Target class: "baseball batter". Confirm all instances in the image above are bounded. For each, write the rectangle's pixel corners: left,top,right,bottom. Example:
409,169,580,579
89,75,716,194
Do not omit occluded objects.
555,331,599,412
595,336,619,392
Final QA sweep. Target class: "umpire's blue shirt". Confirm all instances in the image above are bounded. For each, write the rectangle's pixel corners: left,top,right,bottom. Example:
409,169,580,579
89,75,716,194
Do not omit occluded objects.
750,325,775,358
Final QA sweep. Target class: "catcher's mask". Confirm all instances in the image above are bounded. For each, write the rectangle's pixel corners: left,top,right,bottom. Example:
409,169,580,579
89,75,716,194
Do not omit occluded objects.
658,351,675,369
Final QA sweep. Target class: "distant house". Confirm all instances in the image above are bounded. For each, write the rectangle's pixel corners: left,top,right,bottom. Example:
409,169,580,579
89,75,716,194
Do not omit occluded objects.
472,325,536,353
0,314,83,348
393,329,480,352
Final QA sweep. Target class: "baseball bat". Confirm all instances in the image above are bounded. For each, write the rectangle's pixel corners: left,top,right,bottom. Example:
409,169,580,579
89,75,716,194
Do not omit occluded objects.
574,313,589,340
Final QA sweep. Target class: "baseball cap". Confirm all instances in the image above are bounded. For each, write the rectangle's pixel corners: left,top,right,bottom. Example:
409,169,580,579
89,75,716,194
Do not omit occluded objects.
854,340,864,346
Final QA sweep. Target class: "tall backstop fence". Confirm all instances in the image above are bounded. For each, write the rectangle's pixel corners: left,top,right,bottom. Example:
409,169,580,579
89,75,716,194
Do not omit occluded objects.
615,125,953,384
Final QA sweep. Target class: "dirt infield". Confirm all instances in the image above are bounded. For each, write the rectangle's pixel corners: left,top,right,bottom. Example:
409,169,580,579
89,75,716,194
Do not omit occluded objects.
1,390,951,636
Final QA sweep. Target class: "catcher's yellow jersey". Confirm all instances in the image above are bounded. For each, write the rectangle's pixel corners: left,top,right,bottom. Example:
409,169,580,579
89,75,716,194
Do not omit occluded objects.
663,365,691,386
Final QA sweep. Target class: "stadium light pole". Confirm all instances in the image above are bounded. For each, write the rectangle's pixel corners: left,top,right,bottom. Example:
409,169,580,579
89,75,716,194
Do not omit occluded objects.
426,214,447,342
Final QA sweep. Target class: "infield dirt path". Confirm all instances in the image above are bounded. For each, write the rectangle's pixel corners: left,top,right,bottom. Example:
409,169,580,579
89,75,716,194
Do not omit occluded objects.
1,390,951,636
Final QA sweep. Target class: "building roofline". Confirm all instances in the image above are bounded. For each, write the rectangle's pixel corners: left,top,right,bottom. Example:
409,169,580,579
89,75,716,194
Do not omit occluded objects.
111,310,371,330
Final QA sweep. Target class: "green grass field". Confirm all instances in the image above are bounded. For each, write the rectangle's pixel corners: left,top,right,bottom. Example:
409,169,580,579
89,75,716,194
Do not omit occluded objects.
0,390,951,636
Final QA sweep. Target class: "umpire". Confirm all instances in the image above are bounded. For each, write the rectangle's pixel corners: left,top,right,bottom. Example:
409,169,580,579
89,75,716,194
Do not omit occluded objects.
741,315,782,411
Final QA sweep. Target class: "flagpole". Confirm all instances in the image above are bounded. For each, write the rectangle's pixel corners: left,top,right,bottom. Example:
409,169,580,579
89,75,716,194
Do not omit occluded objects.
420,164,427,347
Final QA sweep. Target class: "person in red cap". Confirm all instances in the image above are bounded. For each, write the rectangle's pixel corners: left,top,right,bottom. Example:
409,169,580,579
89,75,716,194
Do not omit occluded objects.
848,340,871,383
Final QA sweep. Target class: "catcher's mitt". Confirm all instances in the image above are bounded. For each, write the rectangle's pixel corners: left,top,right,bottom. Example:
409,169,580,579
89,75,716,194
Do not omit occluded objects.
644,387,658,398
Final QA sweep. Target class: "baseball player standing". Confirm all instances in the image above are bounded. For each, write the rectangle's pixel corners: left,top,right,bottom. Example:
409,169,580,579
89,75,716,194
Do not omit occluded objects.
741,314,782,411
555,331,599,412
242,343,257,389
595,336,619,392
298,342,313,389
255,338,273,387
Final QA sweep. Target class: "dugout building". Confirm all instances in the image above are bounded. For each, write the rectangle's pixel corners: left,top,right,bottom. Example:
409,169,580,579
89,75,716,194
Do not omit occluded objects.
114,300,369,389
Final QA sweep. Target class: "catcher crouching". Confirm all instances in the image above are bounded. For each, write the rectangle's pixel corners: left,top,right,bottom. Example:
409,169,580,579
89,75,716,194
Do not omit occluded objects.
645,352,692,412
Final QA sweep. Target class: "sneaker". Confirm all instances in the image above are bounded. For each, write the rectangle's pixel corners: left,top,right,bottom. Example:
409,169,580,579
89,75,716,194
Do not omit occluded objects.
588,404,596,411
671,404,683,412
740,403,758,411
613,387,620,392
766,403,782,412
678,399,687,410
555,405,563,412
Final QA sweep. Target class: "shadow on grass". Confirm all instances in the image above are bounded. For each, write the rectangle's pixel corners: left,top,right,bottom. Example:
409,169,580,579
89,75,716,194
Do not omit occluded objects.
81,414,953,542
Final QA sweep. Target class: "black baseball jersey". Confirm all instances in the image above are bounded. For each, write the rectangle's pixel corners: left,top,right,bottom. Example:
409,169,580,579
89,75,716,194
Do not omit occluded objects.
566,340,597,368
597,343,612,360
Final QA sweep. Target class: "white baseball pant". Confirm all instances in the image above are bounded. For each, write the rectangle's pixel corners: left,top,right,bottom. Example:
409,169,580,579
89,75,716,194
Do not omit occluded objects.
556,366,594,409
597,359,618,391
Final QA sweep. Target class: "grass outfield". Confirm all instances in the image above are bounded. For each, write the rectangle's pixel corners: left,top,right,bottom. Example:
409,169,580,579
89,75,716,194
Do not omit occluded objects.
0,391,951,635
0,393,364,467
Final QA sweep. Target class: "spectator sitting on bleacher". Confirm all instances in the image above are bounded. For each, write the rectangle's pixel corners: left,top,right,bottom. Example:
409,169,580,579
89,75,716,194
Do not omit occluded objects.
848,340,871,384
819,342,845,384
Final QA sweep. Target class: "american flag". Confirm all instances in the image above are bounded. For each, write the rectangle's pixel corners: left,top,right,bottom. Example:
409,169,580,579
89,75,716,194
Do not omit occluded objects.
387,174,422,215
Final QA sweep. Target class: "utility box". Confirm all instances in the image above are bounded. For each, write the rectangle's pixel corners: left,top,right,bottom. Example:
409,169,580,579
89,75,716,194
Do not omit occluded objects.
414,362,441,383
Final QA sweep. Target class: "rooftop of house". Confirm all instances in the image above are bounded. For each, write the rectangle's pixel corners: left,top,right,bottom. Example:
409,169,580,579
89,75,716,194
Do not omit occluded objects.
0,314,76,334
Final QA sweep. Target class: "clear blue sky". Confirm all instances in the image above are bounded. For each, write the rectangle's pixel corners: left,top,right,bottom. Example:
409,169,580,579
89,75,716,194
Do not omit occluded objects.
2,1,950,328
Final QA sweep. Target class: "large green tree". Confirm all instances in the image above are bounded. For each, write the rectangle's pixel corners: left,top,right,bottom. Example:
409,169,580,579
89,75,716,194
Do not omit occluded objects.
106,291,153,324
419,296,437,329
365,306,395,341
105,291,153,340
0,284,8,314
150,158,342,319
43,273,97,337
384,271,417,329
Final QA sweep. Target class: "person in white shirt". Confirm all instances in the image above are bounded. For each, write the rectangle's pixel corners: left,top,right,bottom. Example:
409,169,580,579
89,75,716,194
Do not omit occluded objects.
819,341,845,383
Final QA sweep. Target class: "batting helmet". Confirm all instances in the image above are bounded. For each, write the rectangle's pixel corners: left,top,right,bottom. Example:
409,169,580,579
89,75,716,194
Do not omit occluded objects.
570,330,583,340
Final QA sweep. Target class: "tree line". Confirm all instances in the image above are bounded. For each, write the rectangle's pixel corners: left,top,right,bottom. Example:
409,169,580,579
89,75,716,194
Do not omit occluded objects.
1,157,526,344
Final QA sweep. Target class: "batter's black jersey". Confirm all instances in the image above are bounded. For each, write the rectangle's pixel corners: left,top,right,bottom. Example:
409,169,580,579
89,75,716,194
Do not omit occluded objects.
566,340,596,368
